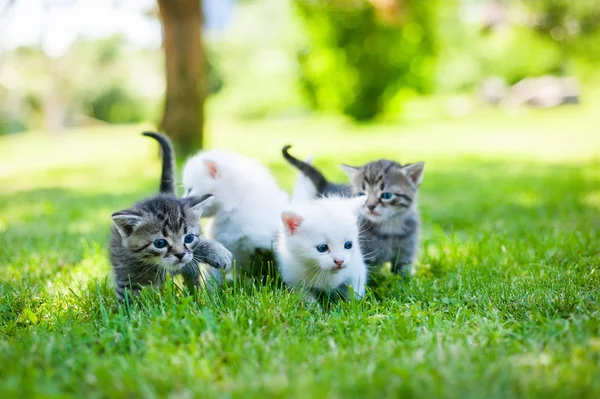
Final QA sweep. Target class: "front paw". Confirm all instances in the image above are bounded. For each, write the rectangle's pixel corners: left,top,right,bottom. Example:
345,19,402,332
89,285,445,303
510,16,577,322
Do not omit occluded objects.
207,244,233,271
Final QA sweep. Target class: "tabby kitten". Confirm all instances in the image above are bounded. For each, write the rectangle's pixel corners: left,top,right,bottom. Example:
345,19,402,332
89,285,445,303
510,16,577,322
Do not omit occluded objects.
282,146,424,276
109,132,232,300
343,160,424,276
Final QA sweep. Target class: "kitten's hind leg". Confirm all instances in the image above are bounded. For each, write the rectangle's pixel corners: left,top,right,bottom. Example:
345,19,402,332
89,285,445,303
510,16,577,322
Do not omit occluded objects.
391,234,418,277
391,248,414,277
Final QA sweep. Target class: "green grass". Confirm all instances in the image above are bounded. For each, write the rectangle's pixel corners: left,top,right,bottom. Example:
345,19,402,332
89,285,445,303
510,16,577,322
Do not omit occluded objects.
1,105,599,398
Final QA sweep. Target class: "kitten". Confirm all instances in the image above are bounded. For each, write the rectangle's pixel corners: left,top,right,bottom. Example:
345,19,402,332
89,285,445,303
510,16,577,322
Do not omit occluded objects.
109,132,232,300
343,160,425,276
182,150,289,270
276,196,367,301
281,146,424,276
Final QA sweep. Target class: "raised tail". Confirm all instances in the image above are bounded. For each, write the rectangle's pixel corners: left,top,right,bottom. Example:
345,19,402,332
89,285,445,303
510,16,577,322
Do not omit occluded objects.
142,131,176,195
282,145,328,193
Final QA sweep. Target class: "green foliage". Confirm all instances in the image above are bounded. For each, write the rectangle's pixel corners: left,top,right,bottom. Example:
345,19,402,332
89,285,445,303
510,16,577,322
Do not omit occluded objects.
0,35,163,129
294,0,438,121
90,87,151,124
1,105,600,396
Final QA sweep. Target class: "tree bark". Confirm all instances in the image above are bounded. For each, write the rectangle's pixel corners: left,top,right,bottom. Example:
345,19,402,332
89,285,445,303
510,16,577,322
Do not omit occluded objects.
157,0,205,156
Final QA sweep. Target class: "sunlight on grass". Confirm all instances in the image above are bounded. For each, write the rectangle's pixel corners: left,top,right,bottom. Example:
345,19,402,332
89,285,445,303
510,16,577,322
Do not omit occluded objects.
0,109,599,398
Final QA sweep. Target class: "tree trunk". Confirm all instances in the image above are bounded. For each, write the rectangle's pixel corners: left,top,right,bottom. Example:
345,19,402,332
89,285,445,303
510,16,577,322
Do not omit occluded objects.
157,0,205,156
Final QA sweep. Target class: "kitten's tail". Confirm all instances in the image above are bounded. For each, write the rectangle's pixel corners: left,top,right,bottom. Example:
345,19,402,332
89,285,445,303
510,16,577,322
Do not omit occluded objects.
142,131,176,195
282,145,328,193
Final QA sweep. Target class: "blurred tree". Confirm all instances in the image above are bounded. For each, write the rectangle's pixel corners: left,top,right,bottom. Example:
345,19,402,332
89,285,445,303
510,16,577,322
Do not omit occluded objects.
295,0,438,121
516,0,600,62
157,0,206,156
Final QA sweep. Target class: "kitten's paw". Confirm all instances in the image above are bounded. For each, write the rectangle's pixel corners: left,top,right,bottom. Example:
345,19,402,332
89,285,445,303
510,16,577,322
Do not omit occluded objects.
208,244,233,271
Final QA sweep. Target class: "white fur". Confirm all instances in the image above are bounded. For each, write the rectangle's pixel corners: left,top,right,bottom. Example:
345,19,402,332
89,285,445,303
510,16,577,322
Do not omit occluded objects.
291,155,318,202
276,196,367,300
182,150,289,268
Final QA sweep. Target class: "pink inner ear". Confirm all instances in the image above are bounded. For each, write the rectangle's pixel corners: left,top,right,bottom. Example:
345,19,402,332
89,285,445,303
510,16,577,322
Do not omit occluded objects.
282,212,303,235
205,160,218,179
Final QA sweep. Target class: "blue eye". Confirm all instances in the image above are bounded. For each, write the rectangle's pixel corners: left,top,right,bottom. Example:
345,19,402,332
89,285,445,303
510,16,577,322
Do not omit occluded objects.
316,244,329,253
153,239,167,249
344,241,352,249
356,192,366,197
184,234,195,244
381,192,393,200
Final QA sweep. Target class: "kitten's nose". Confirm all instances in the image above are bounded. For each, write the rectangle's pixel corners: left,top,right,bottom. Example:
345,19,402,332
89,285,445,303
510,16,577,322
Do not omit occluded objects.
174,253,185,261
367,204,376,211
334,259,344,268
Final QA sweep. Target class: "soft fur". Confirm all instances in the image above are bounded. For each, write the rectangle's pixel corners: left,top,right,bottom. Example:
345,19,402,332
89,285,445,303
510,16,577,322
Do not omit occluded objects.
182,150,290,269
283,146,425,276
110,194,232,300
276,196,367,300
343,160,425,276
109,133,233,300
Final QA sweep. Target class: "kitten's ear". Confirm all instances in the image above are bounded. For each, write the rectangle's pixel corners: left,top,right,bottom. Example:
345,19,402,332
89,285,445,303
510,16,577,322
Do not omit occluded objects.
340,164,359,180
403,162,425,186
186,194,214,216
281,211,304,236
204,160,219,179
112,211,143,236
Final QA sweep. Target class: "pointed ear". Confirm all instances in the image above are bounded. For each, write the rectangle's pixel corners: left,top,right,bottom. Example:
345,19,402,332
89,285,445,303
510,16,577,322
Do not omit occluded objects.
204,160,219,179
341,164,359,181
112,211,143,236
403,162,425,186
281,211,304,236
186,194,214,216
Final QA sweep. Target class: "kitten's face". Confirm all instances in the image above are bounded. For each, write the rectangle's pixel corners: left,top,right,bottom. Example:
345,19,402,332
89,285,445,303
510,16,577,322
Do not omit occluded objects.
343,161,424,223
281,197,364,273
112,195,212,272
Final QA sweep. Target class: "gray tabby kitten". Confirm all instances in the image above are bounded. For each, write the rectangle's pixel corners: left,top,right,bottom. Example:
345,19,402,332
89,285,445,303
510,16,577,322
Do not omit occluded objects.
282,146,424,276
109,132,232,300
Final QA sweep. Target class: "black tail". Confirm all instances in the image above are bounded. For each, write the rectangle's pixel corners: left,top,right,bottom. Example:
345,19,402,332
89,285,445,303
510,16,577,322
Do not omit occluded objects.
142,131,176,195
281,145,328,193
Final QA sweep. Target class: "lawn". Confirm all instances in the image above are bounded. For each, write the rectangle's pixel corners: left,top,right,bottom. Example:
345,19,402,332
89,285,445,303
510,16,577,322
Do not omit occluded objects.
1,105,599,398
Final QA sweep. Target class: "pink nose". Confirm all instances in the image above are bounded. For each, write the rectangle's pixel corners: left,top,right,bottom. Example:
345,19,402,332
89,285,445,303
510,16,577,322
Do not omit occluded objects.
334,259,344,267
367,204,376,211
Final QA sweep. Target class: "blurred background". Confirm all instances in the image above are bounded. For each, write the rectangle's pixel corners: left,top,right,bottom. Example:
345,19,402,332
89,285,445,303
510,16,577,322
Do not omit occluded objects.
1,0,599,154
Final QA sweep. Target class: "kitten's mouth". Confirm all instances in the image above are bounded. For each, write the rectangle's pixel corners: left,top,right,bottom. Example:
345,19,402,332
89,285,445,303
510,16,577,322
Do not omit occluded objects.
364,210,382,219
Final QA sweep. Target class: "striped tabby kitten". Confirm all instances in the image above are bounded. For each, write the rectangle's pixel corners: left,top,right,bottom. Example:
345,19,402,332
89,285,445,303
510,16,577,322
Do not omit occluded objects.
109,132,232,300
343,160,424,276
282,146,424,276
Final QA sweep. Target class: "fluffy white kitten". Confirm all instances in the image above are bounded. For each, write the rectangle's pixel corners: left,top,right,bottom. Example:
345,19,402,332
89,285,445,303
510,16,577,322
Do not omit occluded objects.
182,150,289,269
277,196,367,301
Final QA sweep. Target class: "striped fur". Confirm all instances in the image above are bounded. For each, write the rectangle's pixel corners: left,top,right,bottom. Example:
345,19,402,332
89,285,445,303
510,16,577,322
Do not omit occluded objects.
109,133,232,300
285,150,425,276
343,160,425,276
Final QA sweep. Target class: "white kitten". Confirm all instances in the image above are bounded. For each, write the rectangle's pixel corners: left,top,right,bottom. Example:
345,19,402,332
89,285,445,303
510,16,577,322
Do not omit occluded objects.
182,150,289,268
276,196,367,300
